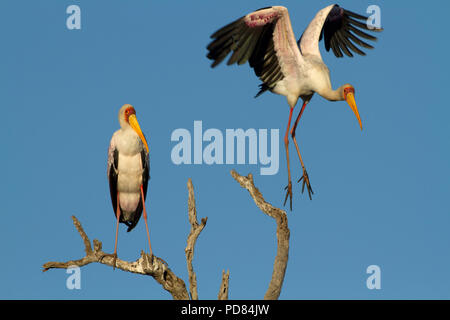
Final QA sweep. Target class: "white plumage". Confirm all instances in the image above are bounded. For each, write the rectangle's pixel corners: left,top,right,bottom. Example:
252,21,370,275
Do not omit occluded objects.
108,129,145,218
107,104,152,266
207,4,382,209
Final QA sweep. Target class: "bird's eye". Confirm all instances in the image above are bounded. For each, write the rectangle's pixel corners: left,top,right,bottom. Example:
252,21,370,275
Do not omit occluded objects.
344,87,354,98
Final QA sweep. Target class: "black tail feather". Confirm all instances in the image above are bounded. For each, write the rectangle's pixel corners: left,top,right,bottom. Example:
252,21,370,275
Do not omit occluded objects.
255,83,270,98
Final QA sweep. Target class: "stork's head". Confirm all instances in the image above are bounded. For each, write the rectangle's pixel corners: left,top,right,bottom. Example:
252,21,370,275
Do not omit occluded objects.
341,84,362,131
118,104,149,152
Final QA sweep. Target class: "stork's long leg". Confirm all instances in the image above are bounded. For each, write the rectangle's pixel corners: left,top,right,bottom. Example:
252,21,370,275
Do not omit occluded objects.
113,191,121,269
291,101,314,200
140,185,153,257
283,107,295,210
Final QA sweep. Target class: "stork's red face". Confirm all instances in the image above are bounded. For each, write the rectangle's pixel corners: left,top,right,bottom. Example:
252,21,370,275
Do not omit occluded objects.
124,106,136,123
122,105,149,153
343,85,362,131
343,86,354,98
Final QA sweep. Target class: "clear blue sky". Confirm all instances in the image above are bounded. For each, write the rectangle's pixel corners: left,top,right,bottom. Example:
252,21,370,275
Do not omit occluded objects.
1,0,449,299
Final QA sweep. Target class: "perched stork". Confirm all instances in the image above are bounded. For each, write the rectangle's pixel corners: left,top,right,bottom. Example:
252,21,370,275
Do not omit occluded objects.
207,5,382,209
107,104,151,267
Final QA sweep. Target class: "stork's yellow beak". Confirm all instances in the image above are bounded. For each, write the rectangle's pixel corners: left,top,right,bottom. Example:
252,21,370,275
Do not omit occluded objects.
128,114,149,153
346,92,363,130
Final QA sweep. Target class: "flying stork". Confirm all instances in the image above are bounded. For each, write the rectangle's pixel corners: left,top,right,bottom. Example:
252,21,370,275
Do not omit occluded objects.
107,104,151,267
206,4,382,209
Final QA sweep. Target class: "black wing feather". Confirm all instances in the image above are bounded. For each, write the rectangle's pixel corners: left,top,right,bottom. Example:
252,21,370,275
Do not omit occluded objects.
207,7,284,98
343,30,373,49
335,30,354,57
109,148,119,221
320,5,382,58
142,149,150,202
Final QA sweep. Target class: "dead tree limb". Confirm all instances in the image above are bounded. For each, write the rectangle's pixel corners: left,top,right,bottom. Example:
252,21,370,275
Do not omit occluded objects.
218,269,230,300
42,216,190,300
43,174,289,300
185,178,208,300
230,170,290,300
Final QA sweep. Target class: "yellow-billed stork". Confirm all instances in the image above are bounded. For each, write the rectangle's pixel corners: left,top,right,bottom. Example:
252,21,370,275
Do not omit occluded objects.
107,104,151,267
207,4,382,210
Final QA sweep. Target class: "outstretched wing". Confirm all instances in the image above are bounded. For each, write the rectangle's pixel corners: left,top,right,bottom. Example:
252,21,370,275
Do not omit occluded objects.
207,6,304,97
300,4,383,58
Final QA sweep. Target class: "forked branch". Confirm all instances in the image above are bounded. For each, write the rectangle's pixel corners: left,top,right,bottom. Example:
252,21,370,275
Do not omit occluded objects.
42,216,189,300
231,170,290,300
43,173,289,300
185,178,208,300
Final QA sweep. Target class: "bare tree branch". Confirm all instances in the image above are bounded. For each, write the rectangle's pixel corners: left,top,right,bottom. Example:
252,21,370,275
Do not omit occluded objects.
42,216,190,300
72,215,92,255
185,178,208,300
230,170,290,300
43,174,291,300
218,269,230,300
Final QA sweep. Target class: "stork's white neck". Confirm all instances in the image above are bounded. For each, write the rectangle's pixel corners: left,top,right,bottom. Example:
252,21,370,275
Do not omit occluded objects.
119,117,130,129
317,85,344,102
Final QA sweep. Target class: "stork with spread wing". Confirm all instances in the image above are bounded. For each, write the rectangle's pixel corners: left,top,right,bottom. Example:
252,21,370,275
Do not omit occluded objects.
207,5,382,209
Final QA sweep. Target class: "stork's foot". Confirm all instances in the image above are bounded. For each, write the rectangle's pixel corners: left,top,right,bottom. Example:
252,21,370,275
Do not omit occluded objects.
298,169,314,200
100,253,118,270
145,251,154,263
112,253,118,270
143,251,168,267
283,180,293,211
156,256,168,266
